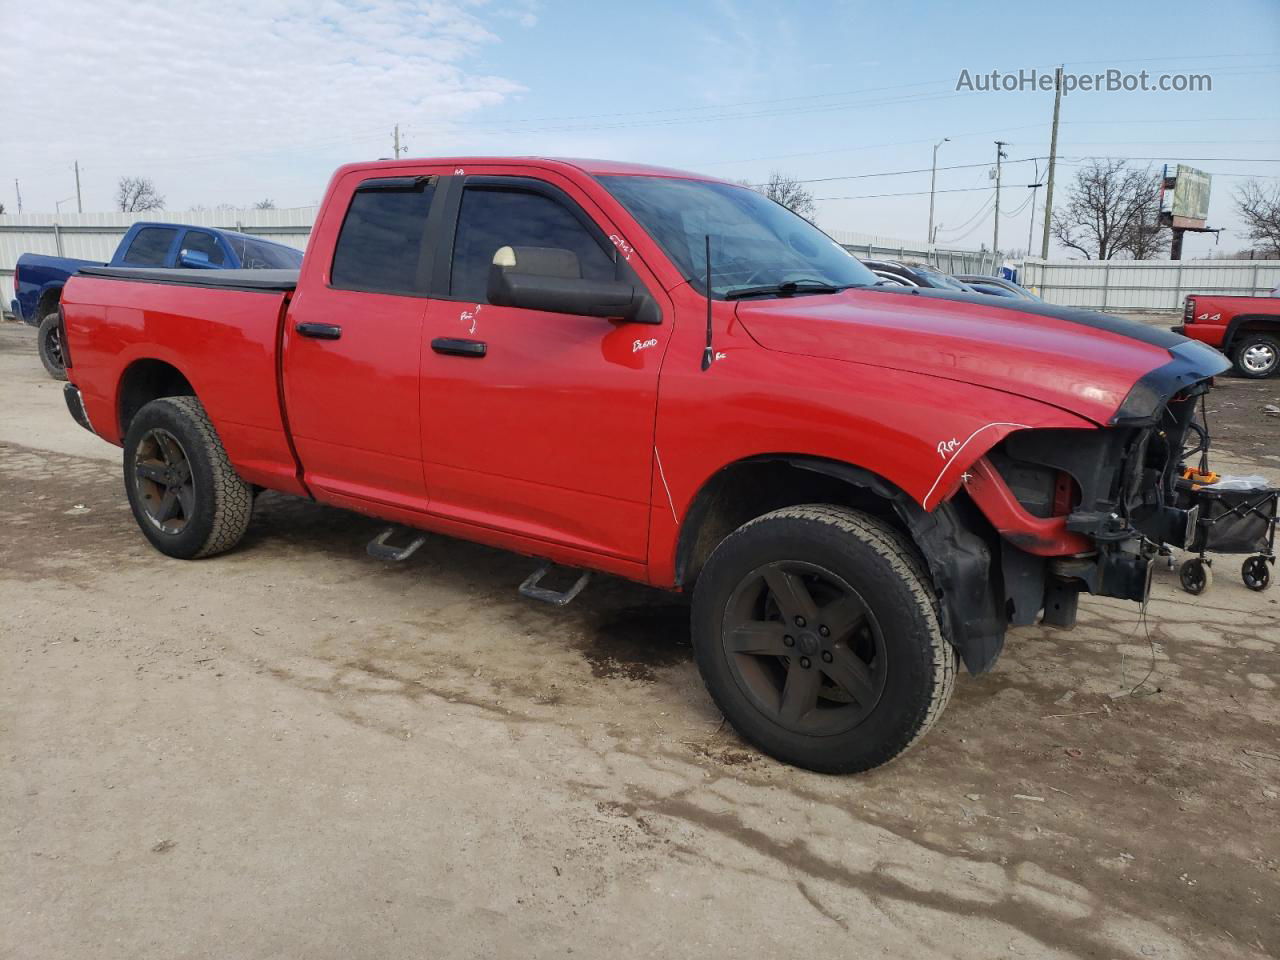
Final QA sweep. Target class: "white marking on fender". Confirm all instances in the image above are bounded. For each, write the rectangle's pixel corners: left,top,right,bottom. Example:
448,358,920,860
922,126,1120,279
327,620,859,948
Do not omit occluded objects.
922,422,1031,510
715,351,727,361
936,437,960,459
454,167,465,175
654,447,678,525
633,337,658,353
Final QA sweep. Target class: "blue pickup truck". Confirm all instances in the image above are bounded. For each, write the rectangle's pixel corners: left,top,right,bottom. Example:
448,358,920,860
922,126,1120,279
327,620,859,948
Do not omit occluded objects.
12,221,304,379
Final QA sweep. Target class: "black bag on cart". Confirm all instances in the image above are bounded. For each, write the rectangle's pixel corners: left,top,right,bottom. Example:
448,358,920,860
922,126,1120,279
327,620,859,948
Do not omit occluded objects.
1189,485,1278,554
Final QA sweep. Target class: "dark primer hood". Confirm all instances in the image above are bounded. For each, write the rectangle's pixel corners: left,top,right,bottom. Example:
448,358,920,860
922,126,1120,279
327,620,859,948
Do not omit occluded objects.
735,287,1228,425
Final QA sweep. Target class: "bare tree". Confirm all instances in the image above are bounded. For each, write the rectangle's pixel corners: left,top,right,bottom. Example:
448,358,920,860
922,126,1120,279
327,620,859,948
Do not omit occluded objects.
254,198,276,210
116,176,165,212
1051,159,1168,259
1234,179,1280,258
0,201,5,215
756,171,817,222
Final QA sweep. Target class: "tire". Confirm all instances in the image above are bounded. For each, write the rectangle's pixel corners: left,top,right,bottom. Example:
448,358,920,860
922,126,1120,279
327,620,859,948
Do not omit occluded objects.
1179,557,1211,595
122,396,253,559
1231,332,1279,379
691,504,956,774
1242,556,1271,592
37,310,68,381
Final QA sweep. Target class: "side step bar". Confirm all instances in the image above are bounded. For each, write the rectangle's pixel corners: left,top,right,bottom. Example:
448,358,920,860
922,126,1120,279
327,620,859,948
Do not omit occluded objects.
519,563,591,607
367,527,427,562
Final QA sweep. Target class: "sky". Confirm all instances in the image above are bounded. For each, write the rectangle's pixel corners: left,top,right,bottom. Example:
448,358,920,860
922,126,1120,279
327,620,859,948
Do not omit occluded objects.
3,0,1278,259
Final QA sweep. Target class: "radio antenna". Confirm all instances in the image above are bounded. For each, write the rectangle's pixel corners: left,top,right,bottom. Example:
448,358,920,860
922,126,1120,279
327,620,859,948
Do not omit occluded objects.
701,234,715,371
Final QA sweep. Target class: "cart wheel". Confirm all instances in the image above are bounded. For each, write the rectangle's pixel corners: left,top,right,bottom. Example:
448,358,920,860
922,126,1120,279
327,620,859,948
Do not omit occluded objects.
1242,556,1271,591
1179,558,1212,595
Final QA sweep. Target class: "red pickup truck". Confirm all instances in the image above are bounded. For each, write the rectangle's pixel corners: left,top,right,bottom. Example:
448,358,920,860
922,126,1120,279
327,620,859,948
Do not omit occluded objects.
1175,291,1279,378
58,156,1227,773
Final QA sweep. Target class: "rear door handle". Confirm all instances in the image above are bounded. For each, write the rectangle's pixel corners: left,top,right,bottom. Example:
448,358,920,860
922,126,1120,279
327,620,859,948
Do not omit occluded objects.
296,322,342,340
431,337,487,358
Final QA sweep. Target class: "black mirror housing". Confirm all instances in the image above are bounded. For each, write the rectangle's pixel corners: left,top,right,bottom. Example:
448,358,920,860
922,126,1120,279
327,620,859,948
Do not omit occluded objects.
487,266,661,325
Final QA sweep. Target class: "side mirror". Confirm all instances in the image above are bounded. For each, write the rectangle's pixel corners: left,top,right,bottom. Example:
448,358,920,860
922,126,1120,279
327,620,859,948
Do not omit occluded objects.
487,245,660,325
178,249,213,269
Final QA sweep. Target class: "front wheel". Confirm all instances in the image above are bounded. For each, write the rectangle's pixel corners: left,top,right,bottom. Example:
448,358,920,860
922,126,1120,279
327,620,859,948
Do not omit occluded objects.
122,396,253,559
37,311,67,381
691,505,956,774
1231,333,1279,379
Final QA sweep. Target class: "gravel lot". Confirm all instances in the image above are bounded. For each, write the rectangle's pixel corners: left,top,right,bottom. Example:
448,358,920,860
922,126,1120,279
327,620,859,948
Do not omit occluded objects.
1,320,1277,959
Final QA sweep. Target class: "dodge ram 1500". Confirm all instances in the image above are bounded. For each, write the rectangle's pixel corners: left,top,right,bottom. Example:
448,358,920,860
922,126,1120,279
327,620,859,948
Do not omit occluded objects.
58,157,1228,773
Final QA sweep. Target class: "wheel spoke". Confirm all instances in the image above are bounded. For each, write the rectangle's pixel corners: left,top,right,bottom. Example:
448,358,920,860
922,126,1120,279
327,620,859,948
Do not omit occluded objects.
135,460,167,483
155,488,180,523
175,483,196,521
778,663,821,723
822,653,877,705
727,620,791,656
819,593,867,642
763,567,818,624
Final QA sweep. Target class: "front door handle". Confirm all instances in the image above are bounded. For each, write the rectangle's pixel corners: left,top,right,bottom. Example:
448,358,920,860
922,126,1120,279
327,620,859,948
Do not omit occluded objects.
431,337,487,358
296,322,342,340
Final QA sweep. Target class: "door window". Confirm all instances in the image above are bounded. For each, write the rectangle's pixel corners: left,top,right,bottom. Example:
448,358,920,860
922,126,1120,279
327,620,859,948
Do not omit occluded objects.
122,227,178,266
449,186,615,303
331,178,436,295
179,230,226,265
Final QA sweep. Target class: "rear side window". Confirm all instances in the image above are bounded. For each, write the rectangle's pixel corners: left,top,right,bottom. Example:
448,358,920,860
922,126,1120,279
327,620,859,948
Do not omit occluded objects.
179,231,226,265
122,227,178,266
331,179,435,295
450,187,615,303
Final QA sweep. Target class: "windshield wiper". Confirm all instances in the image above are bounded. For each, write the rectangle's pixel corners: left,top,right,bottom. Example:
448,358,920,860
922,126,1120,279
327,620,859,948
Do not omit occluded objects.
724,280,849,300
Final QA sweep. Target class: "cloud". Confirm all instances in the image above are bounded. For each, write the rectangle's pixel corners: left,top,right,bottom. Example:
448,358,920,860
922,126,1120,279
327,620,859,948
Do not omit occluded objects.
1,0,527,210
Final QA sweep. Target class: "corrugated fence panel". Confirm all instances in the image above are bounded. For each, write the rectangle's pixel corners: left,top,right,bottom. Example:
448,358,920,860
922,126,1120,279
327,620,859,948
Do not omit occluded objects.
1020,259,1280,311
0,207,316,313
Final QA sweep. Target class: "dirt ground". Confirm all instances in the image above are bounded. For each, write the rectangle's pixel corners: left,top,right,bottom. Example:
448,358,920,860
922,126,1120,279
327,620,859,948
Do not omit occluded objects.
1,320,1277,960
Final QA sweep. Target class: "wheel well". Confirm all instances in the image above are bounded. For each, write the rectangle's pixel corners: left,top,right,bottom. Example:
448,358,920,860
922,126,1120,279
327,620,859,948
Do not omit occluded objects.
1225,314,1279,352
36,287,62,320
118,360,196,437
674,456,908,588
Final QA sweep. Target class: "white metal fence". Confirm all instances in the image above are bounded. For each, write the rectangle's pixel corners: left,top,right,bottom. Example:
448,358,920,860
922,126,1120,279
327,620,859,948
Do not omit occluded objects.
1019,258,1280,311
827,229,998,276
0,207,316,315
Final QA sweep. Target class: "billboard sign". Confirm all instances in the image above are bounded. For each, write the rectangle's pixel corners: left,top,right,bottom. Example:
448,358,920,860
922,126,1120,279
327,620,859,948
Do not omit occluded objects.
1169,164,1211,228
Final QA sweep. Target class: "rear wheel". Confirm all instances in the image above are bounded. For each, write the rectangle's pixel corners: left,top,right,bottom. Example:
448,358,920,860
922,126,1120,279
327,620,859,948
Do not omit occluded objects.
1231,332,1279,379
37,310,67,381
691,505,956,774
122,396,253,559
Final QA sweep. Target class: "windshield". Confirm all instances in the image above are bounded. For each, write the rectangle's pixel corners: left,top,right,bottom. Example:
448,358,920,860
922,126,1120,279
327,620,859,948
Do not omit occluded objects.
228,235,304,269
598,175,876,298
909,264,971,291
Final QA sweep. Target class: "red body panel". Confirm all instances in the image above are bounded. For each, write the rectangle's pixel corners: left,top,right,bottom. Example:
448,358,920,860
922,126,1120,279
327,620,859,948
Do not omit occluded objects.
60,156,1183,590
1179,293,1278,351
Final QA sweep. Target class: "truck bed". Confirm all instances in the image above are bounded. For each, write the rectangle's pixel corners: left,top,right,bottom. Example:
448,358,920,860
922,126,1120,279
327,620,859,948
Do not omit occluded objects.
77,266,299,292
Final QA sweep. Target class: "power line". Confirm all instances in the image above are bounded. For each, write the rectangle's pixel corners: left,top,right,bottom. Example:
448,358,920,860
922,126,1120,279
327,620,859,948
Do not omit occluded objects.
814,186,993,202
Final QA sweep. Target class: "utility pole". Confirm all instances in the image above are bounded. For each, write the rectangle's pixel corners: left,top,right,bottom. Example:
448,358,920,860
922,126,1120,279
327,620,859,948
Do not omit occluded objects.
927,137,949,247
13,179,22,214
393,124,402,159
1026,182,1043,254
74,160,82,213
1040,65,1063,259
993,141,1008,257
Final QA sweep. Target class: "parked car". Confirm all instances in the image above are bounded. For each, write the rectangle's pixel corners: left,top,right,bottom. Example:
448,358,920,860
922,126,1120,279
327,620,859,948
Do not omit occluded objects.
58,157,1226,773
12,222,304,380
955,274,1043,302
1174,291,1280,378
861,259,976,292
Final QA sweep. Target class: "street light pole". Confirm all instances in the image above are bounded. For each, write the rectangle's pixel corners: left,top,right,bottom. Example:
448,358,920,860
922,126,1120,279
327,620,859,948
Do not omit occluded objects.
928,137,949,247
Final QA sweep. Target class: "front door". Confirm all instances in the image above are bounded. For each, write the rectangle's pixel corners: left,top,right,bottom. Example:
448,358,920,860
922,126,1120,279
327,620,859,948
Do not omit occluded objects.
420,174,671,560
282,170,444,512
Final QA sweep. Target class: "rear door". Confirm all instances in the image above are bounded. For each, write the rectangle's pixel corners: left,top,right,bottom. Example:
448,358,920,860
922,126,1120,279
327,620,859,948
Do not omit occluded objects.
419,172,672,560
282,170,448,512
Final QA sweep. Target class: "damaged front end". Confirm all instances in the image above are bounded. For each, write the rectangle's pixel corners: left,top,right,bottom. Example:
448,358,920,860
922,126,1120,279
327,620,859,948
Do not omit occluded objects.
980,341,1227,625
916,342,1229,674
